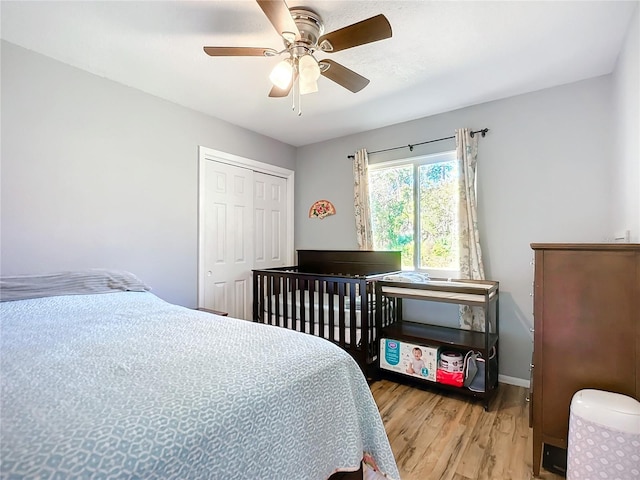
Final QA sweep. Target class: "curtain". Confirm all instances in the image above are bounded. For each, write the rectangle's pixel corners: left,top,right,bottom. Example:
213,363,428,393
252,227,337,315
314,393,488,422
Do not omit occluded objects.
353,148,373,250
456,129,486,331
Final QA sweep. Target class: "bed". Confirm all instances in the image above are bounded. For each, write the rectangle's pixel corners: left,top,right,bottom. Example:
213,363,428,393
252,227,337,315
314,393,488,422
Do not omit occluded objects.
252,250,402,379
0,269,400,480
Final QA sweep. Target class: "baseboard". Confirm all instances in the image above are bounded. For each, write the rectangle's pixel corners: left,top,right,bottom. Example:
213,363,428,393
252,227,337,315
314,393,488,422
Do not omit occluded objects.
498,374,530,388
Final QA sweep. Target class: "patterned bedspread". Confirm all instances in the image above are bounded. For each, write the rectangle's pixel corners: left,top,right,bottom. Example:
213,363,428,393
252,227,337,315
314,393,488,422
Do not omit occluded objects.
1,292,399,479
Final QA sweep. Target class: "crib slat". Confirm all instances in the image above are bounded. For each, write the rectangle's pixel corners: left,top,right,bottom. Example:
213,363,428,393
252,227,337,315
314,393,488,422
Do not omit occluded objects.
318,280,325,339
349,282,357,351
291,277,298,331
253,272,259,322
282,276,289,329
328,281,335,342
308,279,315,336
338,282,346,347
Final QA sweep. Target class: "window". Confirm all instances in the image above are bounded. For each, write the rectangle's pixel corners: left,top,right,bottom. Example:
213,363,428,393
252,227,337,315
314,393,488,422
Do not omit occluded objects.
369,151,459,276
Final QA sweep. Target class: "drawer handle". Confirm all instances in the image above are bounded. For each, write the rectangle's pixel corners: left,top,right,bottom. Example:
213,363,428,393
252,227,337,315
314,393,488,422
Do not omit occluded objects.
525,397,530,402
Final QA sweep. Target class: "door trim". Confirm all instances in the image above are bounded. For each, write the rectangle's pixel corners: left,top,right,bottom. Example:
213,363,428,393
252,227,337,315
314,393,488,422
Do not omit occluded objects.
197,146,295,309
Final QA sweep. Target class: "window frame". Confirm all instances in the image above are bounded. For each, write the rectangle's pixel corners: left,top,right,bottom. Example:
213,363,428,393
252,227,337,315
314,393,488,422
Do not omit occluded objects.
368,150,460,279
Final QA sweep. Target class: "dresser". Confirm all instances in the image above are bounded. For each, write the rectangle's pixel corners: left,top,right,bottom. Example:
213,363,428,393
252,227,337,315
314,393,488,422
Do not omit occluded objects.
530,243,640,477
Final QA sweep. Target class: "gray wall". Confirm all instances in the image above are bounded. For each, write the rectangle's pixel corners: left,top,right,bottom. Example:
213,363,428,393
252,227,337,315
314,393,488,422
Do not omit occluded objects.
1,41,296,306
295,76,615,382
612,5,639,242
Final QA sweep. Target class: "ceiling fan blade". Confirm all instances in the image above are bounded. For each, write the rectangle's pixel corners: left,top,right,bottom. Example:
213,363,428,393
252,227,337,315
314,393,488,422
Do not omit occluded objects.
318,14,392,53
268,84,291,98
268,72,298,97
256,0,301,42
319,59,370,93
203,46,277,57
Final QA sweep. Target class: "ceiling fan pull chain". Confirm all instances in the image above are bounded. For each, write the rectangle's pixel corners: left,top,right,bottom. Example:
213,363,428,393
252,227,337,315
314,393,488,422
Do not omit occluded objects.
291,72,296,112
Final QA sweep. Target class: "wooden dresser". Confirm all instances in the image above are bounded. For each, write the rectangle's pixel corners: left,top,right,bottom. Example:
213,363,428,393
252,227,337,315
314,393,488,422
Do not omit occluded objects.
530,243,640,477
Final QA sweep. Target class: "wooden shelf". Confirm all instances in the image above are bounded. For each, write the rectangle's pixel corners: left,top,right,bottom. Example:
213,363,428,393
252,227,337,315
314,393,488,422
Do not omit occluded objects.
382,321,498,351
380,370,492,400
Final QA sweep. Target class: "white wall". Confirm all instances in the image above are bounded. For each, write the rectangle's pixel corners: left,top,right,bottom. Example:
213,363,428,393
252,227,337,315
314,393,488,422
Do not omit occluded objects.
0,41,296,306
612,4,639,242
295,75,614,382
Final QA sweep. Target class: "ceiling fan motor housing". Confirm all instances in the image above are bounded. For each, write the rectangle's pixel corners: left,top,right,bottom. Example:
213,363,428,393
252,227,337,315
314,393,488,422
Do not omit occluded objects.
289,7,324,50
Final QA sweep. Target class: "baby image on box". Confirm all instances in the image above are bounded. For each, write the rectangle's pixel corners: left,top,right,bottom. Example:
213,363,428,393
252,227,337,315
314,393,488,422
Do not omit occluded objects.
406,346,425,375
380,338,438,382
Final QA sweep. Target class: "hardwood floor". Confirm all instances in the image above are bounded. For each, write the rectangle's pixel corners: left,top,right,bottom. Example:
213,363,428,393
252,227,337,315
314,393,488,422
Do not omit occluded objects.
370,380,565,480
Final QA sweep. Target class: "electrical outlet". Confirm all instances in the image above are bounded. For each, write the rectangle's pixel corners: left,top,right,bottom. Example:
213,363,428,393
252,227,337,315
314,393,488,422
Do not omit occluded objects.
613,230,631,243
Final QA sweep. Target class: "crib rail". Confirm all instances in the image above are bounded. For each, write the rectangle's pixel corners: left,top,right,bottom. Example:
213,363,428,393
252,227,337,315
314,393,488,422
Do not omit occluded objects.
252,267,393,372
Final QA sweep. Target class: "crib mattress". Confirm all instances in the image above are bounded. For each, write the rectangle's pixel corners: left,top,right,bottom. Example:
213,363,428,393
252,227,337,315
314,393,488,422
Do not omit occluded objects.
265,290,373,328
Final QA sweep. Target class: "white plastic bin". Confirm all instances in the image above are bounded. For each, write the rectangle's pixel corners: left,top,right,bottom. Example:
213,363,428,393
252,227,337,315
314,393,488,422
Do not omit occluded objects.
567,389,640,479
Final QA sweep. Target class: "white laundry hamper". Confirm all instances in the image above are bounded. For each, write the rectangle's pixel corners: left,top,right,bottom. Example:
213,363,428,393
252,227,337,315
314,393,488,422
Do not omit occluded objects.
566,389,640,479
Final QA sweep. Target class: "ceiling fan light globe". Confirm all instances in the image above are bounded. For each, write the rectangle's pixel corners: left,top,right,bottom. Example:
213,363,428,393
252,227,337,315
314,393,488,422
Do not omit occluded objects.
269,59,293,89
298,54,321,82
300,78,318,95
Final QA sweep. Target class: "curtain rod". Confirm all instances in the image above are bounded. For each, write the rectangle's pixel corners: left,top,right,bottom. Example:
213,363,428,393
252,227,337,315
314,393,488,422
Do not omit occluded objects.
346,128,489,159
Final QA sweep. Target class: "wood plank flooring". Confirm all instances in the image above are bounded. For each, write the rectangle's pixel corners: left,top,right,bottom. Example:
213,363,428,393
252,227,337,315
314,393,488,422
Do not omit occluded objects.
370,380,565,480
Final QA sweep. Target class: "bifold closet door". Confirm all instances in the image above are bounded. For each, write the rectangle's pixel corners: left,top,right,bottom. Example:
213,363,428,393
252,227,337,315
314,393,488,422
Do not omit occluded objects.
201,160,254,319
253,172,287,272
201,162,288,320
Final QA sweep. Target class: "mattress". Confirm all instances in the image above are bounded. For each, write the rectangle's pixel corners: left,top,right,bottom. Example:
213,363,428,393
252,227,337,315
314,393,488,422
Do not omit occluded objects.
0,289,399,480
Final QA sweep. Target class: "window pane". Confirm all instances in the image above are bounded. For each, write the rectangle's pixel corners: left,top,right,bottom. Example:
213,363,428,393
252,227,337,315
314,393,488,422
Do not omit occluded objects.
369,165,414,268
418,161,458,270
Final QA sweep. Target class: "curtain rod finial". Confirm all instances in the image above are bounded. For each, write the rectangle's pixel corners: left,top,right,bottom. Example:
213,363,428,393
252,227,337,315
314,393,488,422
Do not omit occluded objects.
470,128,489,138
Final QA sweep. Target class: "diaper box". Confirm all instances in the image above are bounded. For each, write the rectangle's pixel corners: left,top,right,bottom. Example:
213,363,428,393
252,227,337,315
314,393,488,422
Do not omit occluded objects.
380,338,438,382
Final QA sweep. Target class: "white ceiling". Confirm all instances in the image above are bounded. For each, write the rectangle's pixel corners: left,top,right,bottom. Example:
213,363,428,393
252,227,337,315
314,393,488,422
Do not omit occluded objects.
1,1,637,147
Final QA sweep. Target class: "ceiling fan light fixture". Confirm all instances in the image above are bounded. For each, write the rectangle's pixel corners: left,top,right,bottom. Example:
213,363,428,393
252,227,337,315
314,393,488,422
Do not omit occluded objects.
298,54,320,82
205,2,393,110
269,58,293,89
299,78,318,95
298,54,320,94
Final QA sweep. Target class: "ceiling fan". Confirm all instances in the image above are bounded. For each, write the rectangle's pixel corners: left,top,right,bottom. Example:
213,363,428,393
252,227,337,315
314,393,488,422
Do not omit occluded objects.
203,0,392,104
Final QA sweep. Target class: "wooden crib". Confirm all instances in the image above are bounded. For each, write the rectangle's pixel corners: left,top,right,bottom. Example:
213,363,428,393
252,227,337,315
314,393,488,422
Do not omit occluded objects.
252,250,401,378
